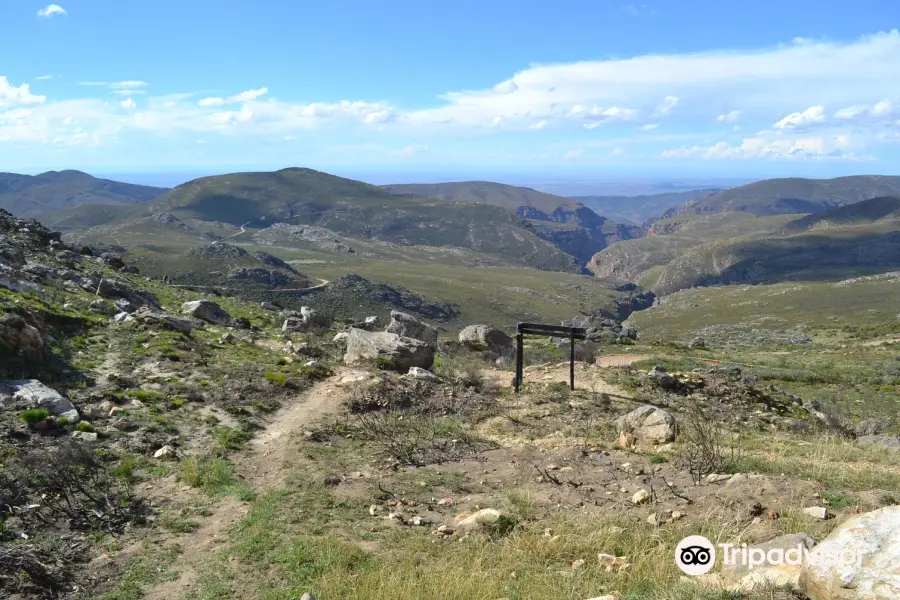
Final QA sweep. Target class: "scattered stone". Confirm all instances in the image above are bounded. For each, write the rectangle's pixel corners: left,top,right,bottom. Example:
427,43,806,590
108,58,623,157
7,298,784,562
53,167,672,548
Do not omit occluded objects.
572,558,586,570
0,315,44,360
260,301,278,311
800,505,900,599
89,299,116,315
803,506,829,520
300,594,316,600
631,489,650,505
615,405,677,446
344,328,435,371
454,508,505,533
647,365,678,389
458,325,514,353
153,445,177,459
132,306,196,333
112,312,132,323
405,367,441,382
597,553,631,572
180,300,231,325
221,332,235,344
857,434,900,452
72,431,98,442
688,336,707,349
854,418,883,437
647,513,659,526
4,380,79,422
385,310,438,348
333,332,349,342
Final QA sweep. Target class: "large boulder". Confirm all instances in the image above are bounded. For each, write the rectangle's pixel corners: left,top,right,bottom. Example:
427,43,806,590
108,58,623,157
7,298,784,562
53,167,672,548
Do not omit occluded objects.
87,277,160,309
3,380,79,422
614,405,676,446
458,325,513,353
132,306,196,333
344,328,434,371
181,300,231,325
0,314,43,360
800,505,900,599
385,311,438,348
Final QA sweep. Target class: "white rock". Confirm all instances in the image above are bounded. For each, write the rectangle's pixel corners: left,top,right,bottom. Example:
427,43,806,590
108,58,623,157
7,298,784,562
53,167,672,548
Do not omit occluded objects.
406,366,441,382
615,406,676,446
800,505,900,599
72,431,98,442
5,380,79,423
718,533,815,593
803,506,829,520
153,445,177,459
454,508,504,532
631,489,650,505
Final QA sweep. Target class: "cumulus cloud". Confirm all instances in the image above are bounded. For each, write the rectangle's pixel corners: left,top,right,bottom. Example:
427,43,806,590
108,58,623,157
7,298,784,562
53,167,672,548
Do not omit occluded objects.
198,88,268,107
198,97,226,107
717,110,741,123
0,77,47,108
37,4,66,18
110,81,148,89
835,99,893,121
120,98,136,109
661,133,859,160
529,120,547,130
773,105,826,130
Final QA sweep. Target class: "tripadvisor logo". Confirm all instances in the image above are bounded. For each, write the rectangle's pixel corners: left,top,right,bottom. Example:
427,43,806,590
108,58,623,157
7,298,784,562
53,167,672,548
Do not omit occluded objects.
675,535,716,576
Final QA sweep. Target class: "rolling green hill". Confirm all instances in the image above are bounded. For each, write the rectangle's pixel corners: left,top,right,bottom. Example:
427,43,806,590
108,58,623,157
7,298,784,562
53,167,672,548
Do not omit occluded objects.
68,168,581,273
587,212,799,287
654,221,900,294
783,196,900,234
0,170,168,218
383,180,641,264
573,188,720,226
660,176,900,218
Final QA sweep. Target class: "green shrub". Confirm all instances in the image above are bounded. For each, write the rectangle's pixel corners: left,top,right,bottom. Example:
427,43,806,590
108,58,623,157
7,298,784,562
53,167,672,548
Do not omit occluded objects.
58,416,73,426
21,408,49,425
76,421,97,433
264,371,287,386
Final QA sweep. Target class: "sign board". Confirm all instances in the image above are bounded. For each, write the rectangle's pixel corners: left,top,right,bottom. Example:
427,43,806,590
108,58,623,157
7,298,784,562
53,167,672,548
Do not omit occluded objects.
514,322,587,393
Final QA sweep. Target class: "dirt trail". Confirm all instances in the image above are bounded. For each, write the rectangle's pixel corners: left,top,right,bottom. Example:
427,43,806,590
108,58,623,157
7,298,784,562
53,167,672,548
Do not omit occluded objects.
141,368,363,600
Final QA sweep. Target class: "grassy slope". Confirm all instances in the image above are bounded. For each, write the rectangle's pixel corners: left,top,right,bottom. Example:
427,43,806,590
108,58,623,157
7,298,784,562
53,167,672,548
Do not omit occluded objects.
0,170,167,218
382,180,584,214
783,195,900,233
654,219,900,294
665,175,900,217
66,168,580,273
587,213,798,287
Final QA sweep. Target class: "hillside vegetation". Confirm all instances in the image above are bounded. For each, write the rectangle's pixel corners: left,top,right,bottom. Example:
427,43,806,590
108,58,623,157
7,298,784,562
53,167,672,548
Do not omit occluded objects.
66,168,582,273
0,170,167,218
574,188,719,226
783,195,900,233
384,181,642,264
661,175,900,218
587,212,798,287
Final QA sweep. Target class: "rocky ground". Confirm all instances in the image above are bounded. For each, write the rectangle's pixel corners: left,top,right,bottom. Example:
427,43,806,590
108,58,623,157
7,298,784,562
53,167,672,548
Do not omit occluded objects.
3,207,900,599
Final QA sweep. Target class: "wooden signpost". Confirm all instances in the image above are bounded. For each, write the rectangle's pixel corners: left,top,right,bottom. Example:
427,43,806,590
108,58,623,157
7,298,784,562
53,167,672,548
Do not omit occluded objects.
514,322,587,393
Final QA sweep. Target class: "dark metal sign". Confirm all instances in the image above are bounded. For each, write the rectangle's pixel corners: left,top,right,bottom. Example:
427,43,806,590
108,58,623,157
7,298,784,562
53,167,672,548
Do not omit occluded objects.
514,322,587,393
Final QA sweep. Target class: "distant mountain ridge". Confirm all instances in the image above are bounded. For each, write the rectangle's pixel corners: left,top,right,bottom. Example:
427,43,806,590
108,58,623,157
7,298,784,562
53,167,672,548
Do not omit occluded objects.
783,196,900,234
0,170,169,218
382,180,642,264
572,189,720,226
660,176,900,219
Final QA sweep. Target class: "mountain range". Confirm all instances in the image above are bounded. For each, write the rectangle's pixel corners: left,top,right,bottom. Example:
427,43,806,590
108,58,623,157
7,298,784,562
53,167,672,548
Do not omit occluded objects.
0,170,168,218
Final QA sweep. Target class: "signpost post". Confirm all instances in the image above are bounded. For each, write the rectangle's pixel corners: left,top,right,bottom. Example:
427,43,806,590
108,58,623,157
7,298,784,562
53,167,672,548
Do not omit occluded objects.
514,323,587,393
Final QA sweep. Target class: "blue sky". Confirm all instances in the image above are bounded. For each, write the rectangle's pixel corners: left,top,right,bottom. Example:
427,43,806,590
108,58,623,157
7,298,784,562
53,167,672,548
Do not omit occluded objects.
2,0,900,182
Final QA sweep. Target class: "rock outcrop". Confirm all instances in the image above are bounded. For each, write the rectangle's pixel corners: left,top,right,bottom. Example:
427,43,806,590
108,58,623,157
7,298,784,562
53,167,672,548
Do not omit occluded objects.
180,300,231,325
458,325,514,353
385,311,438,348
344,328,434,371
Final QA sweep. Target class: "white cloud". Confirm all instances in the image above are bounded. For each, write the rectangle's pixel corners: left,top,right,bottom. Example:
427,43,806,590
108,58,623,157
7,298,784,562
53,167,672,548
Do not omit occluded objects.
654,95,679,115
773,105,826,130
529,120,547,130
36,75,53,81
661,133,859,160
109,81,148,89
112,89,146,96
399,144,427,155
78,81,108,87
120,98,136,109
37,4,66,18
198,97,226,107
564,149,584,159
717,110,741,123
640,123,659,131
490,116,504,128
0,77,46,108
229,87,268,103
835,99,893,121
609,147,626,157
